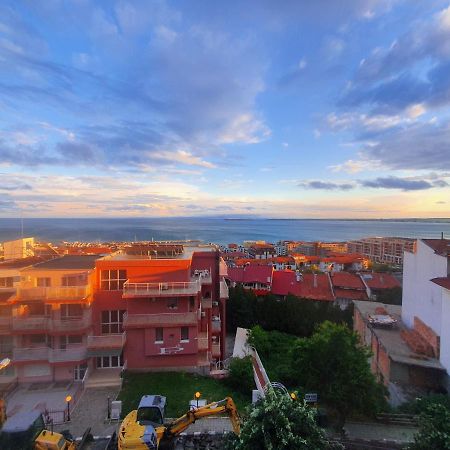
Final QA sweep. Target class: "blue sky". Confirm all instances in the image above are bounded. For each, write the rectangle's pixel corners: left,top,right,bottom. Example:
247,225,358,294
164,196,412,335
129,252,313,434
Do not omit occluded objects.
1,0,450,218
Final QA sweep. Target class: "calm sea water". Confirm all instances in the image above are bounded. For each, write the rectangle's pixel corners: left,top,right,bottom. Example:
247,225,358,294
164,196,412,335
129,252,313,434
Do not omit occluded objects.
0,217,449,245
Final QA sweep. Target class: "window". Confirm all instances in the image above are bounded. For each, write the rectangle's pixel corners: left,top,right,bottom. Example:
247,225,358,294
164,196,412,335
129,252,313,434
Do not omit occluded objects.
0,277,13,288
61,304,82,318
96,353,124,368
60,335,82,349
101,310,125,334
30,334,47,345
62,273,87,286
101,270,127,290
181,327,189,342
37,277,51,287
189,297,195,310
167,298,178,309
155,327,163,343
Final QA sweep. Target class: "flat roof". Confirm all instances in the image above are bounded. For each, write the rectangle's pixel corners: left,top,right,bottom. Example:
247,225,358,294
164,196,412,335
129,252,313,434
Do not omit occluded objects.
354,300,445,371
24,255,98,270
106,245,216,261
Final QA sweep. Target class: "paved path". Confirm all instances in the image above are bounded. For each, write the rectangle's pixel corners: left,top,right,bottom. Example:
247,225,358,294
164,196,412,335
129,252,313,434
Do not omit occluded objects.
344,421,417,443
55,387,120,439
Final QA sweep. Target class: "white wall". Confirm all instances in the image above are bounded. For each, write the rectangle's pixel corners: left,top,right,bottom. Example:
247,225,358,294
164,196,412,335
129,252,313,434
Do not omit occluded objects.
440,288,450,374
402,240,447,335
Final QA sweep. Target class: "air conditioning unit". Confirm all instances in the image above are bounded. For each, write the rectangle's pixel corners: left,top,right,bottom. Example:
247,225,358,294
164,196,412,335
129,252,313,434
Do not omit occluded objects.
201,311,206,317
212,301,219,306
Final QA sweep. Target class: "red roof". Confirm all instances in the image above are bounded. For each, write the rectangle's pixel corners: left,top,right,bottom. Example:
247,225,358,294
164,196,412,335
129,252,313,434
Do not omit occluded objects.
269,256,295,264
362,273,400,290
271,271,334,301
227,265,273,284
227,267,244,283
334,288,369,301
422,239,450,256
331,272,366,290
431,277,450,290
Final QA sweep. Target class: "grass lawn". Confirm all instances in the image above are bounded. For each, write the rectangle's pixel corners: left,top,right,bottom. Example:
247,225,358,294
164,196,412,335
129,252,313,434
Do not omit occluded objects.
118,371,251,418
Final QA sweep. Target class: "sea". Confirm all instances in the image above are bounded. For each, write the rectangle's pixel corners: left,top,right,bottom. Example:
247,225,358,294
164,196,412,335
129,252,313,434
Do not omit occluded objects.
0,217,449,245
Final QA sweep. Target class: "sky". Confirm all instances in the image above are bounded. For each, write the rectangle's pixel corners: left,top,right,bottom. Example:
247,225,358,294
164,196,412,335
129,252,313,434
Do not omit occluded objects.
1,0,450,219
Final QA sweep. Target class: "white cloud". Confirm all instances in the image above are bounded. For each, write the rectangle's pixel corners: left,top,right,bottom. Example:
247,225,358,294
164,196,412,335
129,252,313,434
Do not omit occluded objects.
217,114,271,145
298,58,307,70
150,150,216,168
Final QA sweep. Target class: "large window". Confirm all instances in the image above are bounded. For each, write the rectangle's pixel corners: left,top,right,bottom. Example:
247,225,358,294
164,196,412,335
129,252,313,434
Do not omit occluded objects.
60,335,82,349
37,277,51,287
62,273,87,286
0,277,13,288
101,310,125,334
96,353,124,368
101,270,127,290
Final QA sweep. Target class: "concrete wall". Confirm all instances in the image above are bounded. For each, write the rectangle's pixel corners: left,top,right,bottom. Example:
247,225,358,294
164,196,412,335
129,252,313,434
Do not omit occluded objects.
402,240,447,334
440,288,450,374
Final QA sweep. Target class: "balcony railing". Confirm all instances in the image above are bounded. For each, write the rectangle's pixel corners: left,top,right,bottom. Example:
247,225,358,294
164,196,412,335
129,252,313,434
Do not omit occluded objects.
201,298,212,309
12,316,49,331
87,333,126,349
198,332,209,350
211,318,221,333
18,285,91,301
212,342,221,356
220,281,229,298
123,280,201,297
123,312,198,328
0,316,12,331
51,311,91,332
192,270,212,284
13,346,87,362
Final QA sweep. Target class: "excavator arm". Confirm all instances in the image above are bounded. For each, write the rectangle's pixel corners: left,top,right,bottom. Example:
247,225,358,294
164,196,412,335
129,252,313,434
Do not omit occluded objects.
161,397,240,440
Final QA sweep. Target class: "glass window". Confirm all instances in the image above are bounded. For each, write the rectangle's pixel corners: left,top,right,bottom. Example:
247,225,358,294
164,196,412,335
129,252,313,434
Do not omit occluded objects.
155,328,163,343
167,298,178,309
61,304,82,318
68,335,82,344
37,277,51,287
101,310,126,334
0,277,13,288
100,270,127,290
181,327,189,342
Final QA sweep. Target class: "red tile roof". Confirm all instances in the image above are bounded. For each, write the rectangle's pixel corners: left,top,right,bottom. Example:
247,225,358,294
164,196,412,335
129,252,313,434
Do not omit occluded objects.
331,272,366,290
431,277,450,290
334,288,369,301
422,239,450,256
227,265,273,284
362,273,401,290
271,271,334,301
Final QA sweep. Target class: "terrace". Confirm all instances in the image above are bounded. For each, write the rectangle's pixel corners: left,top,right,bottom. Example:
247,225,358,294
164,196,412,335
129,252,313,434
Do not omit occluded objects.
122,312,198,328
122,280,201,298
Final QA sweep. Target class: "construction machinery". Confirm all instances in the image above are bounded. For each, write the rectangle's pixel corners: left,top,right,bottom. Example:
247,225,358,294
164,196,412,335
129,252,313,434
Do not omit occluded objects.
118,395,240,450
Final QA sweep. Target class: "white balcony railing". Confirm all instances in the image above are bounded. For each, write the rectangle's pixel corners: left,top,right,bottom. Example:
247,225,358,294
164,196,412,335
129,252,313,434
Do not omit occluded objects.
18,285,91,300
220,281,229,298
212,342,221,356
122,280,201,297
12,316,49,331
86,333,126,349
123,312,198,328
49,347,87,362
0,316,12,330
11,311,91,332
51,311,91,332
202,298,212,309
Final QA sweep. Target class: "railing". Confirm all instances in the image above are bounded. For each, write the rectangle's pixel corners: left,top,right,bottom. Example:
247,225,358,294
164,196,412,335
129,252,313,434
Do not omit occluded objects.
12,316,49,331
51,311,92,332
13,346,88,362
220,281,229,298
197,332,209,350
212,342,221,356
192,270,212,284
0,316,12,330
211,318,221,332
123,312,198,328
122,280,201,297
87,333,126,349
18,285,91,300
201,298,212,309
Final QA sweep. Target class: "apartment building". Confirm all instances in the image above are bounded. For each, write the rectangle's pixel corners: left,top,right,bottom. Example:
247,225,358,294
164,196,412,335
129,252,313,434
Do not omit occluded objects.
0,245,228,388
347,237,415,266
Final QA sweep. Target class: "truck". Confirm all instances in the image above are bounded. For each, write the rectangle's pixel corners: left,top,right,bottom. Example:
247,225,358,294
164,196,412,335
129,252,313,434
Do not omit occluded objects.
118,395,240,450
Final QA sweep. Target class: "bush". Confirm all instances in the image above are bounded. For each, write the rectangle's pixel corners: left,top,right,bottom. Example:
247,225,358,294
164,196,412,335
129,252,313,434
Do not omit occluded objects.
226,356,254,396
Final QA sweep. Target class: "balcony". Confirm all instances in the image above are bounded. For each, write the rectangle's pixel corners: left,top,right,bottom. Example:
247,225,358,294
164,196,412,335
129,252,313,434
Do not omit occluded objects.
18,285,91,301
220,281,229,299
212,342,221,357
192,270,212,285
201,298,212,309
13,346,87,362
12,315,49,331
122,280,200,298
87,333,126,350
197,332,209,350
51,311,91,332
0,316,12,332
123,312,198,328
211,317,221,333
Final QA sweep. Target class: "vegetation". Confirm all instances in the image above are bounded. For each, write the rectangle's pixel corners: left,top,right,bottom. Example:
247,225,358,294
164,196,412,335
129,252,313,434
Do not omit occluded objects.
396,394,450,415
225,356,254,396
226,389,341,450
408,403,450,449
226,285,352,336
375,286,402,305
290,321,387,428
118,371,250,417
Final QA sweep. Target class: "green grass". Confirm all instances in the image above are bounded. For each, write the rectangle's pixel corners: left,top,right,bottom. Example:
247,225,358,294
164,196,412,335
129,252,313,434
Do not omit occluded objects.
118,371,251,418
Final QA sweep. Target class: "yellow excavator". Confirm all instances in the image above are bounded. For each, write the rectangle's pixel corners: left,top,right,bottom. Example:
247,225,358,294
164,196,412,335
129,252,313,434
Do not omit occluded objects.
118,395,240,450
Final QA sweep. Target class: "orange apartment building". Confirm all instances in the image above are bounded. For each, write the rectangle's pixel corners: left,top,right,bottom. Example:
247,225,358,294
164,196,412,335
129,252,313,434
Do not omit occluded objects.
0,245,228,389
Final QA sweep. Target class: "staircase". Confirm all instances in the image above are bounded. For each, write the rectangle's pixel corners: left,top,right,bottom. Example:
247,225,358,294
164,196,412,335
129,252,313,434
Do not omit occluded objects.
84,368,123,388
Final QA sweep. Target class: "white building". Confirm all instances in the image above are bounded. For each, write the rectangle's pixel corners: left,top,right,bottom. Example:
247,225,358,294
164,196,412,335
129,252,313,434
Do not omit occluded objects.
3,237,35,260
402,238,450,390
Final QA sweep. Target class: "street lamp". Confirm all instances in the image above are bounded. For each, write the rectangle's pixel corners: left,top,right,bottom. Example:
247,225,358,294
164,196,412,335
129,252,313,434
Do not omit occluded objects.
194,391,201,408
290,392,297,401
65,395,72,422
0,358,10,370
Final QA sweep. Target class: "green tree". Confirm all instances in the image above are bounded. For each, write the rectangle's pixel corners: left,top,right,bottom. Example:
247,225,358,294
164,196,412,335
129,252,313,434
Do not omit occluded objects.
408,403,450,450
226,356,254,396
290,321,386,428
228,389,340,450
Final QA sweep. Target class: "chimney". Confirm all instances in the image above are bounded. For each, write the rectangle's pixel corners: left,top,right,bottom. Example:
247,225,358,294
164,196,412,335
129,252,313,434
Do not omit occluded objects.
313,273,318,288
